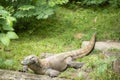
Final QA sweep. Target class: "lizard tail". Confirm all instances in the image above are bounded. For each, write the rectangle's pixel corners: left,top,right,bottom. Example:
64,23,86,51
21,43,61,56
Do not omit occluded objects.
64,32,96,59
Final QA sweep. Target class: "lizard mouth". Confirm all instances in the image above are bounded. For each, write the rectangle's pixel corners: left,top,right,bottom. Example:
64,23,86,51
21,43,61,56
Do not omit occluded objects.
21,60,36,65
21,61,27,65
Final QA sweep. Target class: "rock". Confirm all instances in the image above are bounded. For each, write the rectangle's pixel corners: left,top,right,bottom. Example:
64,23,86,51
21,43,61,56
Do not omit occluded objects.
82,41,120,73
103,52,120,73
81,41,120,50
113,58,120,73
0,69,69,80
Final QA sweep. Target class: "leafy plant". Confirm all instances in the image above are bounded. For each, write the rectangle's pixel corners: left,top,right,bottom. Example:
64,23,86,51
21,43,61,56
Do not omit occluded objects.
70,0,120,7
12,0,69,19
108,0,120,7
81,0,107,6
0,0,69,47
48,0,69,6
14,2,54,19
0,6,18,47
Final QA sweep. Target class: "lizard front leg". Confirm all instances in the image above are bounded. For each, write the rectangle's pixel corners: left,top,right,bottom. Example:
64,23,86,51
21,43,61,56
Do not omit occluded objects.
19,65,28,72
45,68,60,77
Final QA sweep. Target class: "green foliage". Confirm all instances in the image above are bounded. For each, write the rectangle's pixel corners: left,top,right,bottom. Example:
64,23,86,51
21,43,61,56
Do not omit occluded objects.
0,0,69,44
0,6,18,46
81,0,107,6
1,0,68,19
18,5,35,11
91,57,119,80
0,58,16,70
7,32,18,39
0,0,69,46
109,0,120,7
13,0,69,19
48,0,69,6
0,34,10,46
71,0,120,7
4,59,14,67
14,4,54,19
79,54,120,80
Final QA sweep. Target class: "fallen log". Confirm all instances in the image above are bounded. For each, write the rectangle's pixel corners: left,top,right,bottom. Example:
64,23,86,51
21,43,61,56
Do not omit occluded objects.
0,69,69,80
81,41,120,50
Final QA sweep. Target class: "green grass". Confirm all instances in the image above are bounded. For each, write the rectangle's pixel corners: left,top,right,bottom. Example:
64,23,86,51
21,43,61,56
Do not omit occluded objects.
0,5,120,79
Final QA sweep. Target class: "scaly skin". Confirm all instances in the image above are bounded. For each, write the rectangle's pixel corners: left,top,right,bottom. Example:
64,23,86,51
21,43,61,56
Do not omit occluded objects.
20,32,96,77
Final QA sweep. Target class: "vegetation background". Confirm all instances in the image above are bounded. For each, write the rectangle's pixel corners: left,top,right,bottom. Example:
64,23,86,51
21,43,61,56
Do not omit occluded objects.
0,0,120,80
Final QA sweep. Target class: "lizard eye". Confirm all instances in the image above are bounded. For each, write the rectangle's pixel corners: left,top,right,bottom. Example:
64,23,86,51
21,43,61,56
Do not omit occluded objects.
29,56,37,63
31,56,34,59
31,56,35,60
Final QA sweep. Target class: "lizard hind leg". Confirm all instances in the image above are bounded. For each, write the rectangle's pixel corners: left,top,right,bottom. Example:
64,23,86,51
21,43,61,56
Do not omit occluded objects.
45,69,60,77
66,57,84,69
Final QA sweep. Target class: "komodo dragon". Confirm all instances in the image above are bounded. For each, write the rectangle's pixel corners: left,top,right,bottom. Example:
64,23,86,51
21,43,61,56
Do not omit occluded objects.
20,32,96,77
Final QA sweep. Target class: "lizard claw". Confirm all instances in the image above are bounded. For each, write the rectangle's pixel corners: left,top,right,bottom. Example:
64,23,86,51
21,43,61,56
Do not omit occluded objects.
19,66,28,73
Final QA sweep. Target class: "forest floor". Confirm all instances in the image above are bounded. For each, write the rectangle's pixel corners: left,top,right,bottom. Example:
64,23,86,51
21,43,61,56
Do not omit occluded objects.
0,5,120,80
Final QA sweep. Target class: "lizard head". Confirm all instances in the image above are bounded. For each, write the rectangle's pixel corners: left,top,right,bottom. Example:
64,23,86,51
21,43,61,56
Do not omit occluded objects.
21,55,39,65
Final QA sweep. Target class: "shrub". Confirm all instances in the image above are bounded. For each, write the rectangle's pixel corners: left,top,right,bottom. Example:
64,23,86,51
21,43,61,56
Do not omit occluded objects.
0,0,69,47
70,0,120,7
0,6,18,47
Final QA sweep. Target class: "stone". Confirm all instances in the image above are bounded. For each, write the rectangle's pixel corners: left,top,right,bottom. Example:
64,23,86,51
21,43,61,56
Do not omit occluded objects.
81,41,120,50
113,58,120,73
0,69,69,80
103,52,120,73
